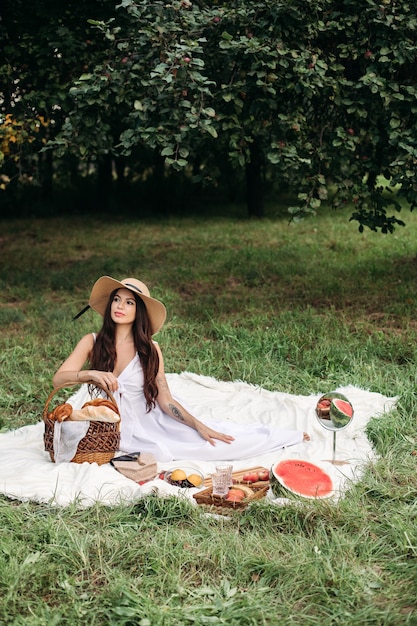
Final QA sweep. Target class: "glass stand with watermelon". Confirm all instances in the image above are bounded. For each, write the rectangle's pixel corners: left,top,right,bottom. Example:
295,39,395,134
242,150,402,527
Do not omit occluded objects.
315,391,354,466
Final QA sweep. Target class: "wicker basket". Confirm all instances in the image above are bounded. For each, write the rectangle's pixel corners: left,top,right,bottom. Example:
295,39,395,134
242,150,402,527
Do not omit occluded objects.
43,383,120,465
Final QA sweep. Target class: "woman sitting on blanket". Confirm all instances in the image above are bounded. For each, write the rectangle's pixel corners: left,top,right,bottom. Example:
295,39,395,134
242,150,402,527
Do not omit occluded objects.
53,276,310,462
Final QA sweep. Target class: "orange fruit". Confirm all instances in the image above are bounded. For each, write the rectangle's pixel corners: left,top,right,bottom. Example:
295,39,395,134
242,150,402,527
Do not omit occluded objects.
170,469,187,482
187,473,203,487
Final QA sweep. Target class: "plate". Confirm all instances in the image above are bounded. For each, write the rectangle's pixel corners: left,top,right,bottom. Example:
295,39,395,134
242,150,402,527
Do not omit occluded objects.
163,466,205,489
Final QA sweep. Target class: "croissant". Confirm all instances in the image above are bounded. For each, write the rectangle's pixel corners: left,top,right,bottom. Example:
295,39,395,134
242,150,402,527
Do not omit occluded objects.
51,403,73,422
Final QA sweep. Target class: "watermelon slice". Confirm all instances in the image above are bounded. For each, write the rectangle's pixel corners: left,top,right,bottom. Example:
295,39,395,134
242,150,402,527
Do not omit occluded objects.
271,459,334,499
330,398,353,428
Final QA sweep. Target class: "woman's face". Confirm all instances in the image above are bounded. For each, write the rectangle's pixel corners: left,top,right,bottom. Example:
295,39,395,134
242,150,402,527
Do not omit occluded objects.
110,288,137,325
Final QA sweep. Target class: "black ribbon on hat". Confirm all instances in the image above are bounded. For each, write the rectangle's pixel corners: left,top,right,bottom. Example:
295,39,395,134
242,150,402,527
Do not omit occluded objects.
73,304,91,320
73,284,143,320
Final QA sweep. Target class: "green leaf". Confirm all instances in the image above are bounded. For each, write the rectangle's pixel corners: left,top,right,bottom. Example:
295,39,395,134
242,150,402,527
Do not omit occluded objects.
205,125,218,138
389,117,401,129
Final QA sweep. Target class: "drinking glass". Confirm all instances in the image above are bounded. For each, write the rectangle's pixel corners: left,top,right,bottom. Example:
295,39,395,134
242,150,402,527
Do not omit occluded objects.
215,464,233,487
211,471,230,497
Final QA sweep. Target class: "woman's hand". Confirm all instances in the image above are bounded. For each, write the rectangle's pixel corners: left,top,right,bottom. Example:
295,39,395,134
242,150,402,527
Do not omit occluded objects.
83,370,119,394
195,423,235,447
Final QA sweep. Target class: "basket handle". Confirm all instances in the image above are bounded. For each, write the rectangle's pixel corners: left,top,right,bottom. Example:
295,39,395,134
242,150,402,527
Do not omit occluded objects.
42,381,118,422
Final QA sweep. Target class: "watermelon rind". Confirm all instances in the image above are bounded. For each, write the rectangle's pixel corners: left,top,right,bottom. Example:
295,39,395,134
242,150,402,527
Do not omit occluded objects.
270,470,294,499
319,392,349,402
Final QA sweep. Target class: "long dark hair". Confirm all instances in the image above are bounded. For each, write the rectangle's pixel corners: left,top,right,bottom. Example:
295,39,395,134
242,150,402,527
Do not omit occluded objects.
89,289,160,411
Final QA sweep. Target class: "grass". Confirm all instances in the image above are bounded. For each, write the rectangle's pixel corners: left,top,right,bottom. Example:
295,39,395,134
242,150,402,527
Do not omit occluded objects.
0,203,417,624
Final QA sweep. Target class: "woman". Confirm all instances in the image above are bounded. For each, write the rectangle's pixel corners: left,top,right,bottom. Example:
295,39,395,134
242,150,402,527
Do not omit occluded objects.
53,276,309,461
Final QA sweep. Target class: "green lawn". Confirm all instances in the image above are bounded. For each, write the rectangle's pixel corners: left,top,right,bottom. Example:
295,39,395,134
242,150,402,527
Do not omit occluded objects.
0,206,416,625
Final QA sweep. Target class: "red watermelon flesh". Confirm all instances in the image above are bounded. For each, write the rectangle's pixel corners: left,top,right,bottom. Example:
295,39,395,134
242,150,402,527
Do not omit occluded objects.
273,460,333,498
332,399,353,417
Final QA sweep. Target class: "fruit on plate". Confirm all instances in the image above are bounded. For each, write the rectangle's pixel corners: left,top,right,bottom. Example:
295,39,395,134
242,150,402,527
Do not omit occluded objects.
224,485,255,503
187,473,203,487
225,493,242,503
241,469,269,483
257,468,269,481
170,469,187,482
234,484,255,498
167,468,204,488
225,488,246,502
330,398,354,428
242,471,259,483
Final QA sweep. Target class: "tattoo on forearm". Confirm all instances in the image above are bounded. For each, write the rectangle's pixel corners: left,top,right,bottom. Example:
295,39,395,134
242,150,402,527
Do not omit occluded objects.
169,403,185,421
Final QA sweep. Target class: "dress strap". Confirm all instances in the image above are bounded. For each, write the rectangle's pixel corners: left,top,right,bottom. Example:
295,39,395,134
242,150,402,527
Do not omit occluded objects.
92,332,97,343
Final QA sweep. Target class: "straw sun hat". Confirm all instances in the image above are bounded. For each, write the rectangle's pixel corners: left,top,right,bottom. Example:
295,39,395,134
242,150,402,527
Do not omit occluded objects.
74,276,167,335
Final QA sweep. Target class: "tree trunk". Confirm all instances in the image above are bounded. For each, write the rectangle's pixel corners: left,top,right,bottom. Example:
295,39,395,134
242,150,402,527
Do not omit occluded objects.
96,154,113,210
39,149,53,199
151,152,168,213
245,139,264,218
114,156,126,192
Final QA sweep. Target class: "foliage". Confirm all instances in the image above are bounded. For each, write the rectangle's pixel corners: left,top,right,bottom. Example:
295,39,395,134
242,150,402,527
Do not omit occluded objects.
1,0,417,226
0,114,50,189
0,0,116,199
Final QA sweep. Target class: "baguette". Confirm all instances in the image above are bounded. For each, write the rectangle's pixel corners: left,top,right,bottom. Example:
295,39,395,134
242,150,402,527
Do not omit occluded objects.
70,404,120,423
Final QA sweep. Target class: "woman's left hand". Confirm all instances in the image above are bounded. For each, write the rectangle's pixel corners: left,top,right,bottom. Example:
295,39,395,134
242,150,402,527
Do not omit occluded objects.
195,424,235,447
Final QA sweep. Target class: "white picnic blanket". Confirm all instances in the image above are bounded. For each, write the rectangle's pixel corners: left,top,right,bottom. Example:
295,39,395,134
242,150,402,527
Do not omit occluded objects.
0,372,396,508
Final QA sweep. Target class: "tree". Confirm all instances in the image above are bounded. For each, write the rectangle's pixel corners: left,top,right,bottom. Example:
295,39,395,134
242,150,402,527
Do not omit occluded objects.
273,0,417,233
0,0,114,206
49,1,218,197
2,0,417,229
53,0,324,217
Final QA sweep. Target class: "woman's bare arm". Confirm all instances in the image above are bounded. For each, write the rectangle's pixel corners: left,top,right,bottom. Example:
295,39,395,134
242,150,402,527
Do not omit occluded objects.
52,334,119,392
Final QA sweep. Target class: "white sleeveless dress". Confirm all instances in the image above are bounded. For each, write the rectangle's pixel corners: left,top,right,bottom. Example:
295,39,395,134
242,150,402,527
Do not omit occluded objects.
113,354,304,462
